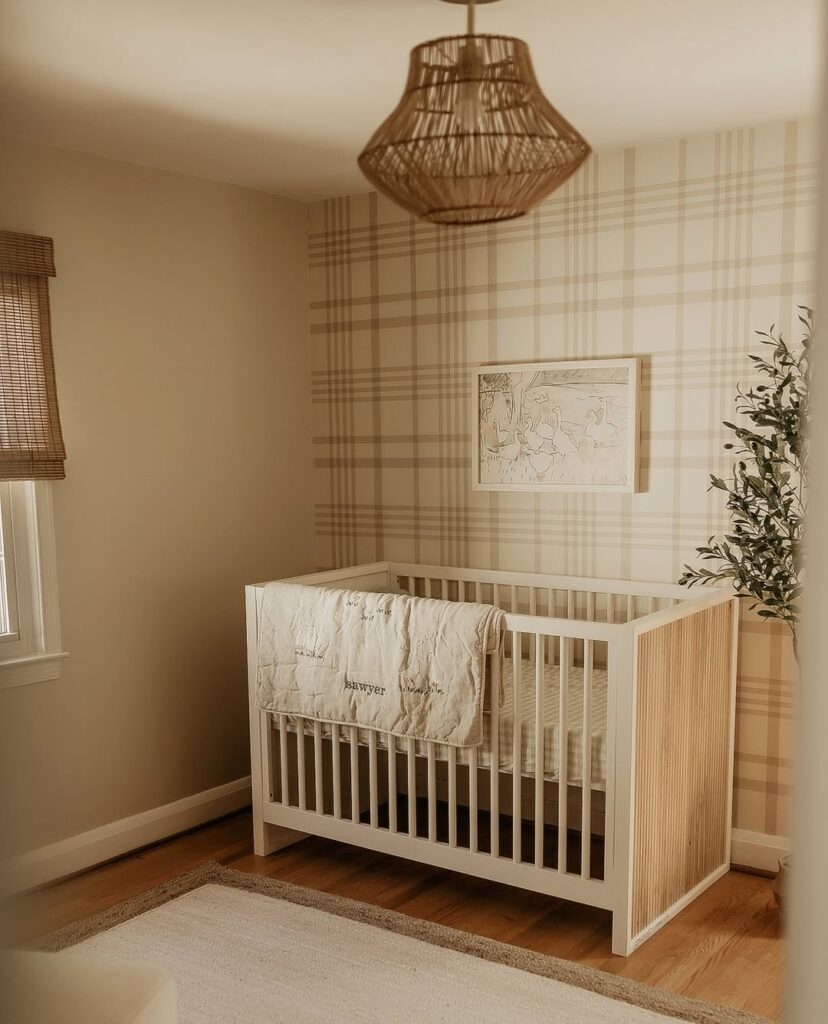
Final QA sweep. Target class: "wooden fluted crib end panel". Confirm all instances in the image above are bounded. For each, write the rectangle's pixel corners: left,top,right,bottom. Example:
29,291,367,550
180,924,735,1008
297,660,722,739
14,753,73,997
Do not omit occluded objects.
632,600,735,941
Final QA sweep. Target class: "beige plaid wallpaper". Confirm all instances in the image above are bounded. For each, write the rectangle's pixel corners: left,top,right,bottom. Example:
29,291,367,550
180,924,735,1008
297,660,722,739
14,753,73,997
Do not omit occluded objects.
307,119,817,839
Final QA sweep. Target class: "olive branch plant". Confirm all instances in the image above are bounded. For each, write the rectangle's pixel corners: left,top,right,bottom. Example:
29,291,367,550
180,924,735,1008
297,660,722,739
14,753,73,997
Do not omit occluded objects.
679,307,812,660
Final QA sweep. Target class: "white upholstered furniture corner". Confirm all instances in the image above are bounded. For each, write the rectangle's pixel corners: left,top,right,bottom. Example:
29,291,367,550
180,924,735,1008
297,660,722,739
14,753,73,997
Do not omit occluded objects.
1,950,177,1024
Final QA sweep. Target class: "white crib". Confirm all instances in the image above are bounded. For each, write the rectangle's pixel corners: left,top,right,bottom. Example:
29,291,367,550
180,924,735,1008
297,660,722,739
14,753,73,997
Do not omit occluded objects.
246,562,738,955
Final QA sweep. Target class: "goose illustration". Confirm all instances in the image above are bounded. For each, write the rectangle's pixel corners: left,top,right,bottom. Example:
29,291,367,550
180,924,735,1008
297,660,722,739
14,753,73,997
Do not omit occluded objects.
522,428,552,453
549,405,578,453
528,449,556,480
534,403,561,440
585,396,620,447
531,404,577,454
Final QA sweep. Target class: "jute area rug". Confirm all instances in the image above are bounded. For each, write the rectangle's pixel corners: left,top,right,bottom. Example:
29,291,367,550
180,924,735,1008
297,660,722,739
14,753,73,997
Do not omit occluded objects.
36,863,771,1024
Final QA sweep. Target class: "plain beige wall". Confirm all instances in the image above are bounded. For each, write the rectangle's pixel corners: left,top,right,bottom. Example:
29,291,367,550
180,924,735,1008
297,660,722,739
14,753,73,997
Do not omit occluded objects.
0,140,315,856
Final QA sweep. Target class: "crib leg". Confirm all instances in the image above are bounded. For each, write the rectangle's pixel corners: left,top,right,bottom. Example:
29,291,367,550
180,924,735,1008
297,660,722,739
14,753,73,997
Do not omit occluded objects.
250,710,305,856
611,908,633,956
253,819,305,857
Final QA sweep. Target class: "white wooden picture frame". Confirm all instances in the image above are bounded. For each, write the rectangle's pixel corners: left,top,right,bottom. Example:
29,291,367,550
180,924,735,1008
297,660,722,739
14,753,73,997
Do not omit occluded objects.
472,358,640,493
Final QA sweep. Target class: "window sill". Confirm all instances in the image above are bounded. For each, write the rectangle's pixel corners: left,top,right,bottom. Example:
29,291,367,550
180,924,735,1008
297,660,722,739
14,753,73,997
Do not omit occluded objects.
0,652,68,689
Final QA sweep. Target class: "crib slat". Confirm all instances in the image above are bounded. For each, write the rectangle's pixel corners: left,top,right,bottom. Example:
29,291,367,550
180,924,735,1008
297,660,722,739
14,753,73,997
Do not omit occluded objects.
586,591,595,621
469,746,479,853
512,630,522,863
332,724,342,819
606,593,614,623
448,746,457,848
408,575,415,598
510,585,518,612
442,579,449,601
529,587,537,617
313,721,324,814
350,726,360,824
558,637,569,873
387,733,397,832
368,730,379,828
475,581,482,603
261,715,275,804
567,593,576,669
648,595,657,615
425,578,432,598
626,594,635,623
581,638,594,878
279,715,289,806
427,743,437,842
490,651,500,858
534,634,545,868
547,590,556,663
296,719,307,812
493,583,500,609
407,738,416,836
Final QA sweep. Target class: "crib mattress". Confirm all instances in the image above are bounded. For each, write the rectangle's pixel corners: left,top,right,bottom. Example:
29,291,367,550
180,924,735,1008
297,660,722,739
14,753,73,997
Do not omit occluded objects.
276,659,608,785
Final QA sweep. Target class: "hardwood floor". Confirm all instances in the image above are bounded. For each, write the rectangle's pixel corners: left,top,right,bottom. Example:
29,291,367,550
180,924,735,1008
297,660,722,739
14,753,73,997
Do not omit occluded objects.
3,810,783,1020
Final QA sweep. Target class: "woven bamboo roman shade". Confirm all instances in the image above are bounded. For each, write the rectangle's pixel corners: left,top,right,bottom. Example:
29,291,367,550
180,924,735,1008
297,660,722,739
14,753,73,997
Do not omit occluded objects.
0,230,66,480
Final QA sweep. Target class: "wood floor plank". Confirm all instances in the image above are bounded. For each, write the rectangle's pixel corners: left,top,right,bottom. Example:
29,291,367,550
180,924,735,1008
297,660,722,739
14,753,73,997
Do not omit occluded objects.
3,810,783,1020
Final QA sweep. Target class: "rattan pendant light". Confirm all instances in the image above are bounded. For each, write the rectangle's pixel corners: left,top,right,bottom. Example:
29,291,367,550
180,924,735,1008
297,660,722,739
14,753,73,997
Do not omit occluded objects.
358,0,591,226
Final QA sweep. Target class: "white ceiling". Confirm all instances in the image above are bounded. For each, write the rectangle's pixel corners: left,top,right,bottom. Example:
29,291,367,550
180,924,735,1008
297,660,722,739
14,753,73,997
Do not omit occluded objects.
0,0,822,201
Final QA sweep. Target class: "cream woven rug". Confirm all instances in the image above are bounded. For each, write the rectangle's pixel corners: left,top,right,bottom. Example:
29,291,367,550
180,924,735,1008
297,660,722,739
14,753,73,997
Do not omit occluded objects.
37,864,769,1024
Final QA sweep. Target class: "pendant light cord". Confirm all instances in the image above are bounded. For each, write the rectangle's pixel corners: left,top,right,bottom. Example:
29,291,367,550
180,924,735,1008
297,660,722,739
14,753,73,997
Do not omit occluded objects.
467,0,476,35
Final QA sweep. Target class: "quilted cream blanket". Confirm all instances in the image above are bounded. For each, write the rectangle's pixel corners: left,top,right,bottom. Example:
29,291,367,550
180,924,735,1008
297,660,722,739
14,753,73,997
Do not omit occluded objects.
255,583,504,747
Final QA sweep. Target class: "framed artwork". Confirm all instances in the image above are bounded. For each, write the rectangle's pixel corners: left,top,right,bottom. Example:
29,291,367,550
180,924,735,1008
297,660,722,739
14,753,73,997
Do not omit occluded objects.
472,358,640,493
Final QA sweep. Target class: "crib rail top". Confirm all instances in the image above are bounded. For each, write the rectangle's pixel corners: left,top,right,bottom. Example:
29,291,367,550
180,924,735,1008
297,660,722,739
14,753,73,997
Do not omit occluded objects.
251,560,705,599
248,561,731,641
388,562,693,601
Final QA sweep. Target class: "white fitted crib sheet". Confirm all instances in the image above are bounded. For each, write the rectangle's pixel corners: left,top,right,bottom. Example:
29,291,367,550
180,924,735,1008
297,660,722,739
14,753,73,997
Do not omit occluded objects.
277,658,608,786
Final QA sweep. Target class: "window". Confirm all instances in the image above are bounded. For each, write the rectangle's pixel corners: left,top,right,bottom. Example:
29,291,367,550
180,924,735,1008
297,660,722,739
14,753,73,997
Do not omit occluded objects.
0,229,66,687
0,480,64,686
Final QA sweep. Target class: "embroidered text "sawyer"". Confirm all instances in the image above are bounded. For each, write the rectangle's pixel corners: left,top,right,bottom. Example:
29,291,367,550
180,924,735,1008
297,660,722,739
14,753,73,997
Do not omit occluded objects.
344,678,386,696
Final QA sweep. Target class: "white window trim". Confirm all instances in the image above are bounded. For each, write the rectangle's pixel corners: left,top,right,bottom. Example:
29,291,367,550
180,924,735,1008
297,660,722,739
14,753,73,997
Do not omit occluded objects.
0,481,67,689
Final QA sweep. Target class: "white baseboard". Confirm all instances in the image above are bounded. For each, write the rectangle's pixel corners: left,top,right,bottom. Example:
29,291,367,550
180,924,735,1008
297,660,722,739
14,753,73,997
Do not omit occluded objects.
731,828,790,873
1,776,252,895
